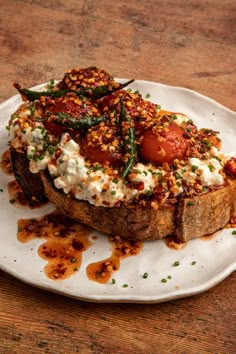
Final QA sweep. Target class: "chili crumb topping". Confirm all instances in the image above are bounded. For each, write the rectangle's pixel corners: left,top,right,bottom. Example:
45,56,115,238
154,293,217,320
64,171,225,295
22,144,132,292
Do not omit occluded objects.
8,66,236,208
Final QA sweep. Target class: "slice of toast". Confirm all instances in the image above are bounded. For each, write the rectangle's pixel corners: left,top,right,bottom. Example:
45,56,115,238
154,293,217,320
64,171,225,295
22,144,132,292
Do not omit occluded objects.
40,170,236,241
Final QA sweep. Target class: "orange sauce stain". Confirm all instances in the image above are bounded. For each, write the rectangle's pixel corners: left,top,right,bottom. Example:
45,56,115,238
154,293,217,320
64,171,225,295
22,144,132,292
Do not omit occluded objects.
165,236,186,250
8,179,47,209
200,232,218,241
86,236,143,284
0,149,13,175
225,216,236,229
18,211,92,280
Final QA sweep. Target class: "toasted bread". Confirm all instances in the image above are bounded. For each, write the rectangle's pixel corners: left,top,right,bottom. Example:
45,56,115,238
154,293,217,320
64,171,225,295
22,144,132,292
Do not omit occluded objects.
40,171,236,241
8,67,236,242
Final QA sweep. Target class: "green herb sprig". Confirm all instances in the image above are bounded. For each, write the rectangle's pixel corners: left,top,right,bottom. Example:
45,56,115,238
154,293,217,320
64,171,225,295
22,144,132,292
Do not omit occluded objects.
119,98,137,179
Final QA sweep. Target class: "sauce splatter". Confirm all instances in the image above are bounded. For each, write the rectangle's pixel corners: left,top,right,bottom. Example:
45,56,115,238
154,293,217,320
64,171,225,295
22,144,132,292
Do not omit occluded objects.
8,179,47,209
200,232,218,241
225,216,236,229
0,149,13,175
165,236,186,250
86,235,143,284
18,211,92,280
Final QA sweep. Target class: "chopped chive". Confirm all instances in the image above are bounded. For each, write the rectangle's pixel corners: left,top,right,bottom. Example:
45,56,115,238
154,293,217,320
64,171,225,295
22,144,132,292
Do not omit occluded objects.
191,165,198,172
208,164,214,172
232,230,236,235
111,278,116,284
9,199,16,204
145,189,153,196
161,278,167,283
93,164,101,171
171,114,177,120
122,284,128,288
191,261,196,265
175,172,183,179
112,178,119,184
173,261,180,267
71,258,77,263
187,201,194,207
143,272,148,279
96,270,103,278
167,275,172,279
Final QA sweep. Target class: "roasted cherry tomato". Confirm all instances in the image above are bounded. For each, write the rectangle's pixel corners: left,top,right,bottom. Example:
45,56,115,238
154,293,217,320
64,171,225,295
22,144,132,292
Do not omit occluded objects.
44,120,65,136
81,125,122,167
224,157,236,177
140,122,189,165
44,100,79,136
81,142,121,166
44,97,101,137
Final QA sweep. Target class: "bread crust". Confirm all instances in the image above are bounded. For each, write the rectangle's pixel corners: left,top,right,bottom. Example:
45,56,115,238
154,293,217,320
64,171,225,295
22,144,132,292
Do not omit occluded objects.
40,172,236,241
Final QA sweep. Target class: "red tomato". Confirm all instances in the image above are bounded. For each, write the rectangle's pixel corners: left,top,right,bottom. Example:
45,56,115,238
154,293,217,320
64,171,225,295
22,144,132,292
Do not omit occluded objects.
44,120,65,136
140,123,189,165
44,100,80,136
49,101,80,116
224,157,236,177
81,143,120,166
44,98,101,137
81,124,122,167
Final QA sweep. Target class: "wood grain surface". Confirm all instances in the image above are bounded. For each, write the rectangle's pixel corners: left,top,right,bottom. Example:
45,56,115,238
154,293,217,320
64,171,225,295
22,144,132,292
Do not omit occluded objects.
0,0,235,353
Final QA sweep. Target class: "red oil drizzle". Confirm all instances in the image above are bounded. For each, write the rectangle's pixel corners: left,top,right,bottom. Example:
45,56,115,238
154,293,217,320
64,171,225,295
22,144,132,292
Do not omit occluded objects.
165,235,186,250
200,232,218,241
18,211,92,280
8,179,47,209
0,149,13,175
86,236,143,284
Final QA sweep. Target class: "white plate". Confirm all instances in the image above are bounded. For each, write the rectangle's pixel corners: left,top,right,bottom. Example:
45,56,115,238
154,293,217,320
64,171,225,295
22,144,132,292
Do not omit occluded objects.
0,80,236,303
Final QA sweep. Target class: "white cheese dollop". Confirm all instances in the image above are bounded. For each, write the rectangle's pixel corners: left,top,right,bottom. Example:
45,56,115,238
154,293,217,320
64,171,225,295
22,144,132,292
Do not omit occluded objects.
186,157,224,186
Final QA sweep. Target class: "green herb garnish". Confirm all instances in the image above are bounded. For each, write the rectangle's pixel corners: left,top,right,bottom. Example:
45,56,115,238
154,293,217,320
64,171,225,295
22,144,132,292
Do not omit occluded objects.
120,98,137,179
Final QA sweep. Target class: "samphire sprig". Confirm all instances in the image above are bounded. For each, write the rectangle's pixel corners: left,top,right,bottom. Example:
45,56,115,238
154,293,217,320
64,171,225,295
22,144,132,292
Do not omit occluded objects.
119,98,137,179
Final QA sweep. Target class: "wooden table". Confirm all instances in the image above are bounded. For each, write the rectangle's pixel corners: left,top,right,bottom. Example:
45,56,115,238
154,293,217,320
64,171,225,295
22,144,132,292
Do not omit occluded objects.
0,1,235,353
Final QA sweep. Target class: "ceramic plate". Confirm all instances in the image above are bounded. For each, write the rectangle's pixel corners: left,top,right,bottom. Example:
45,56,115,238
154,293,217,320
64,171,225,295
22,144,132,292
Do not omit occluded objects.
0,80,235,303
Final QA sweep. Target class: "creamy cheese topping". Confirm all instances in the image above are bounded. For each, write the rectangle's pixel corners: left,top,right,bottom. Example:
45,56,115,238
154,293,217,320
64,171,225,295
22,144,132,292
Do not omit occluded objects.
48,134,163,206
184,157,224,186
174,113,190,125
